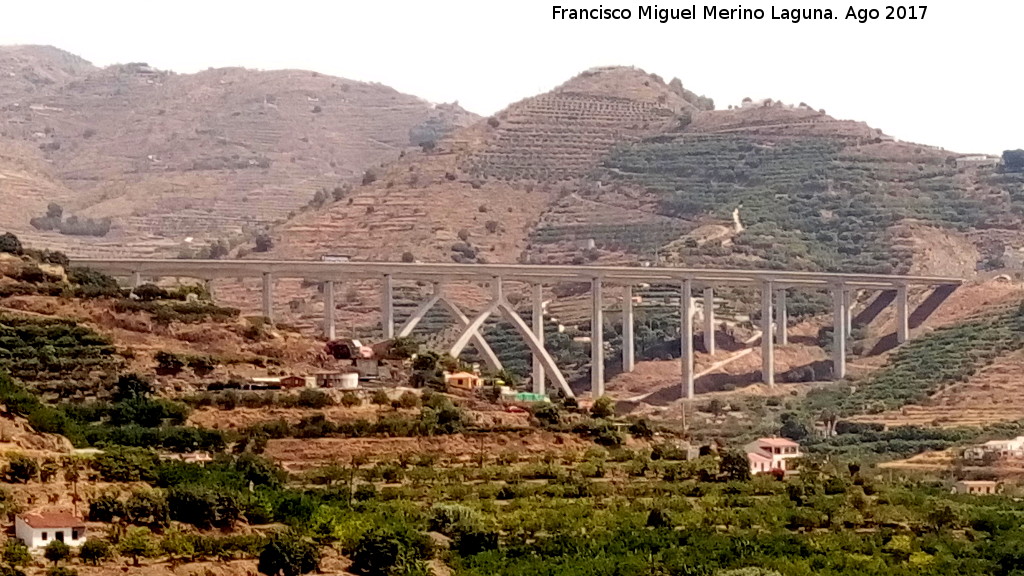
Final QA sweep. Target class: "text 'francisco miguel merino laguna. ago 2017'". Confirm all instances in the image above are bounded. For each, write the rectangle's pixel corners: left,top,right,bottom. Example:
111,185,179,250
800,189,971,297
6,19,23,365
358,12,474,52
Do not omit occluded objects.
551,5,928,24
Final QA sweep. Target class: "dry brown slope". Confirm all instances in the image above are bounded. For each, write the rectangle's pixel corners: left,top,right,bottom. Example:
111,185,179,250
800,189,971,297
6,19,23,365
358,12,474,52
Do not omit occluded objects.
0,45,477,257
261,66,704,260
0,140,80,236
0,45,93,99
218,67,708,327
0,254,328,390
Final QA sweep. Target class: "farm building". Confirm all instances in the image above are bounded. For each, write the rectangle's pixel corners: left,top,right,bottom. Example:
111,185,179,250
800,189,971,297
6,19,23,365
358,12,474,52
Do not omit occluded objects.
963,436,1024,461
445,371,481,390
955,155,1000,169
16,512,87,549
745,437,801,475
316,371,359,389
953,480,1000,495
280,375,311,388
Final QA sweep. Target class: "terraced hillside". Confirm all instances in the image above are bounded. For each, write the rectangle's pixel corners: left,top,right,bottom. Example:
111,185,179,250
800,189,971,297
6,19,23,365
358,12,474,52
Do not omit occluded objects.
233,67,1024,395
461,68,705,182
586,119,1011,277
0,45,476,257
0,242,326,402
236,67,712,326
11,52,1022,402
841,279,1024,429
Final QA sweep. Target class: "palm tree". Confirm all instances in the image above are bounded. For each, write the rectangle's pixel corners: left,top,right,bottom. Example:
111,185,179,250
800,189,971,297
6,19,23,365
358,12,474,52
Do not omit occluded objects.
819,409,838,438
63,458,81,515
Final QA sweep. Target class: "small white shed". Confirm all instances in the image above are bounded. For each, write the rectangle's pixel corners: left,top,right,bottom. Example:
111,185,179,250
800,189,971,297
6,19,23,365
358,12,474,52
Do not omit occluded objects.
15,512,87,549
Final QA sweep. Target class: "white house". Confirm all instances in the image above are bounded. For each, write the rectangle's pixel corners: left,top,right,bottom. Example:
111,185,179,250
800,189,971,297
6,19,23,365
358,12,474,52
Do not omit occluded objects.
955,155,1000,169
952,480,1000,495
15,512,87,549
964,436,1024,461
745,437,802,475
159,451,214,466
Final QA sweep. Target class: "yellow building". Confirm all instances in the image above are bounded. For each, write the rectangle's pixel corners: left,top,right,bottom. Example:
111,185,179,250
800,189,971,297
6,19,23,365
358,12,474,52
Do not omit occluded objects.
445,371,481,389
953,480,1000,495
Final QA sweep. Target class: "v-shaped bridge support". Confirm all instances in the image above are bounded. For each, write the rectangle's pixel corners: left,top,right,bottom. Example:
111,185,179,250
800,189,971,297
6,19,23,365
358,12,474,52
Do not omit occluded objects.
397,280,573,398
396,284,503,373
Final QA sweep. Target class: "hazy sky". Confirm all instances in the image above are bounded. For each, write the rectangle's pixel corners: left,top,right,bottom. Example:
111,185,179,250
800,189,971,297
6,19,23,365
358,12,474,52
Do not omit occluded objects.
1,0,1018,154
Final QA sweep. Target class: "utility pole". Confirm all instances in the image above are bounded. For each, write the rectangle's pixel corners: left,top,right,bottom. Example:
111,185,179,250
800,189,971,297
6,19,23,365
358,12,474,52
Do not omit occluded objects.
681,399,689,438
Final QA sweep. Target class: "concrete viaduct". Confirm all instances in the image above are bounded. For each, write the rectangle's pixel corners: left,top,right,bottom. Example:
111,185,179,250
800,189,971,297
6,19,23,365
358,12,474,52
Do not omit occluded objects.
70,259,963,400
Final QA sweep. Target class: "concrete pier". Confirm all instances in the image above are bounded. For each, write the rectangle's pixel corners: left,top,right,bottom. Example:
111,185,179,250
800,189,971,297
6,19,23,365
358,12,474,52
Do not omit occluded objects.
844,289,854,338
775,288,788,346
681,279,694,399
591,278,604,398
381,274,394,339
896,285,909,343
622,285,635,372
832,285,847,379
703,287,715,354
323,281,336,340
761,280,774,387
532,283,545,394
261,272,273,322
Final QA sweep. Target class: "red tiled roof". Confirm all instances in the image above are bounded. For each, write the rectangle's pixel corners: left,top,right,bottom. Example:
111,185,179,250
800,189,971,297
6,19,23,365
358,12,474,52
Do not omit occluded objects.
19,512,85,529
747,452,772,463
756,437,799,447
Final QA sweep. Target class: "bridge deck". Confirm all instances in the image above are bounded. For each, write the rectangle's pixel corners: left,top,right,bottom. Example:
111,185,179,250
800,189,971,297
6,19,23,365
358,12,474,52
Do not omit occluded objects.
70,259,964,289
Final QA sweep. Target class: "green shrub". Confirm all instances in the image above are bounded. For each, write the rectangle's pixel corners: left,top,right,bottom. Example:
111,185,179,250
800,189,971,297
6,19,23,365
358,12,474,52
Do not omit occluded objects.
428,503,480,536
118,527,156,566
2,540,30,567
113,373,154,402
371,390,390,406
187,355,217,376
92,446,158,482
124,489,170,528
257,531,320,576
254,233,273,253
533,403,561,427
167,484,241,529
78,539,113,566
298,389,332,409
133,283,169,302
351,526,432,575
629,418,654,439
397,391,420,409
590,396,615,418
4,454,38,483
43,540,71,566
154,351,182,376
0,232,23,255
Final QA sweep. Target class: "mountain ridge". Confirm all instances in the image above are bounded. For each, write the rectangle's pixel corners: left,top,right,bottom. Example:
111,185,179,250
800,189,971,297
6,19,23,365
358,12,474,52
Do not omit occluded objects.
0,45,478,258
3,48,1022,346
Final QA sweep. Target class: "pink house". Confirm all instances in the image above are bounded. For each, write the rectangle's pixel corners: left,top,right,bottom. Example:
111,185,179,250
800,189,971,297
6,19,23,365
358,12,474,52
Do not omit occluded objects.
745,437,801,475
